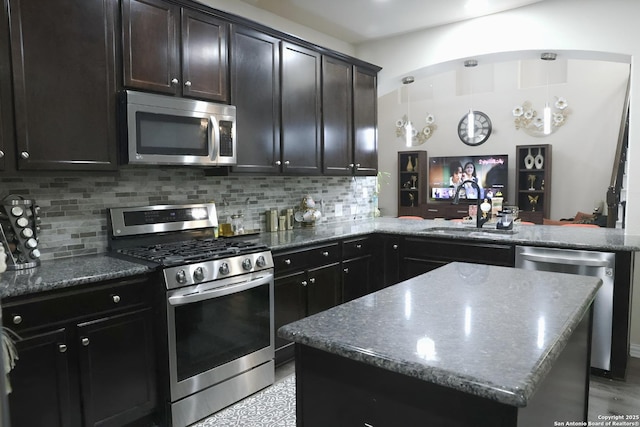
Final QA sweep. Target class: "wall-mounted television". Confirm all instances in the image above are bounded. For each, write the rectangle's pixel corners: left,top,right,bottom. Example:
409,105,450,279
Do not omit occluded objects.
428,154,508,201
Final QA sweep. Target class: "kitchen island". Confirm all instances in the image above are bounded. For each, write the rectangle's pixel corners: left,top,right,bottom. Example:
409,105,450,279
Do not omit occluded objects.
279,262,602,426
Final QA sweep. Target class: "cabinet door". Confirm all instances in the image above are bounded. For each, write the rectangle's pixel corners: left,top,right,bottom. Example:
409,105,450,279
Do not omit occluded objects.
8,328,73,427
231,25,281,174
0,3,9,172
77,308,156,427
342,256,372,302
322,56,353,175
181,9,228,102
381,235,401,289
122,0,180,94
306,263,341,315
9,0,118,170
274,271,306,364
281,42,321,175
353,66,378,175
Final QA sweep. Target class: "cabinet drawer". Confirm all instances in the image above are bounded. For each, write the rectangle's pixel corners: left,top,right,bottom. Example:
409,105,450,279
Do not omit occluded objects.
3,276,152,334
402,237,514,267
274,243,340,274
342,236,374,259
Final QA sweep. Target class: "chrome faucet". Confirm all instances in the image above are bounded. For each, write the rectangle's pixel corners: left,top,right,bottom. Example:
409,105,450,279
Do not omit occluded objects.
452,180,489,229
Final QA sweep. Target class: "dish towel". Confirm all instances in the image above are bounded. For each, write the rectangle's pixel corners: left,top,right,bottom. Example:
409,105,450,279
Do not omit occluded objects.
2,328,19,395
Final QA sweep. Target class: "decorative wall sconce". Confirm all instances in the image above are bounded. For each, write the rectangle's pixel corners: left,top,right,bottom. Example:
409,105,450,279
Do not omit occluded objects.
512,98,569,137
395,76,437,146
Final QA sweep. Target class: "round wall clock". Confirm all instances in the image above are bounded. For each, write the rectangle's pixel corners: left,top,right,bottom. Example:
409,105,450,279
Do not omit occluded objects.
457,111,492,146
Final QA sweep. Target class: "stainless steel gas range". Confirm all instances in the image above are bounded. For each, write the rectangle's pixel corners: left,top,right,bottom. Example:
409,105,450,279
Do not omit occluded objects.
107,203,274,427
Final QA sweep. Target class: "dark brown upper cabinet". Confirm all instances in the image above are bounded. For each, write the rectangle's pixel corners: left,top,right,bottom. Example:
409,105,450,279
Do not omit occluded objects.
230,25,281,174
280,42,322,175
353,66,378,175
322,56,353,175
5,0,118,171
122,0,229,103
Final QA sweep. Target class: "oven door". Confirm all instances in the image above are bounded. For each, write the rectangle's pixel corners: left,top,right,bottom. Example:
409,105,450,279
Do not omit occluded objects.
166,270,274,401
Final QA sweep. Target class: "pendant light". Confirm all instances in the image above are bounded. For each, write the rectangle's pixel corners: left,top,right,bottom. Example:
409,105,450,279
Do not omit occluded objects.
464,60,478,140
402,76,415,147
541,52,557,135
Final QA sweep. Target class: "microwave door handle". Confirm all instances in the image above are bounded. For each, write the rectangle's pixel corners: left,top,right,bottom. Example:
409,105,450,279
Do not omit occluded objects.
168,273,273,306
209,115,219,161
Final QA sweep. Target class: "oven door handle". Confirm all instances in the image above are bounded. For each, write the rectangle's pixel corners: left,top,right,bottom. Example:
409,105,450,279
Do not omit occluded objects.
167,273,273,306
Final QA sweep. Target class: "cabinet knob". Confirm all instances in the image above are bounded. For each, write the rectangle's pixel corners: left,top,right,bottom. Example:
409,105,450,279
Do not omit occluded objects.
309,277,316,284
349,163,354,168
0,150,4,158
343,268,349,274
20,151,29,159
284,160,290,166
392,244,399,250
184,80,192,87
301,280,308,287
356,244,362,249
81,337,90,346
355,163,361,168
322,251,329,257
284,259,291,265
275,160,282,166
112,294,121,304
12,315,22,325
58,344,67,353
171,78,179,85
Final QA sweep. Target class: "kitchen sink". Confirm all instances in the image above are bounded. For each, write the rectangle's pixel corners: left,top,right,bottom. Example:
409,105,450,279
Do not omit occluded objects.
422,226,518,236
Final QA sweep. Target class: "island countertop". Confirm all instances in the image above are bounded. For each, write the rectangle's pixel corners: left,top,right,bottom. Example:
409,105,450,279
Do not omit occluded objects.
278,262,602,407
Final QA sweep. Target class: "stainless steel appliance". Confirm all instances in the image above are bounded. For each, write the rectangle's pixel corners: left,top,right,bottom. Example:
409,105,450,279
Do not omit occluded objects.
0,195,41,270
515,246,615,373
107,203,274,427
120,90,236,166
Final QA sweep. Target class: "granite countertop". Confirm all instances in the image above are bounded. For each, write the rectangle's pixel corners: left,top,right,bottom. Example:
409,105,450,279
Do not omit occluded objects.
1,217,637,300
278,262,602,407
0,255,153,299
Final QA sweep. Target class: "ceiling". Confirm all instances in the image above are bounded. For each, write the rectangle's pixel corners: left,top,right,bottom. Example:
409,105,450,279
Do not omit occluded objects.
235,0,548,44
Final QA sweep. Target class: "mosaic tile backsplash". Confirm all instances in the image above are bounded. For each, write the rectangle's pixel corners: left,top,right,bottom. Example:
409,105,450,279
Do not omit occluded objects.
0,168,376,261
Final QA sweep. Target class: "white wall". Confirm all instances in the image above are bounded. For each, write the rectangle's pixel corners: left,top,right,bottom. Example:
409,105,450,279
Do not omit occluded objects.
358,0,640,354
376,59,629,220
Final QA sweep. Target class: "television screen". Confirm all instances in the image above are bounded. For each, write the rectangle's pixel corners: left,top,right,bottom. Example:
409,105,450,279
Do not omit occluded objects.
428,154,508,201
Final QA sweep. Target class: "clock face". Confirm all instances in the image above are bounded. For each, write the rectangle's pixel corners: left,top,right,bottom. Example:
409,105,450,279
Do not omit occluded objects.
458,111,492,146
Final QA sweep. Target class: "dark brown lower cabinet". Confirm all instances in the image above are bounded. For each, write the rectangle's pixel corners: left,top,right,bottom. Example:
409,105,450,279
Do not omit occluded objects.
3,276,157,427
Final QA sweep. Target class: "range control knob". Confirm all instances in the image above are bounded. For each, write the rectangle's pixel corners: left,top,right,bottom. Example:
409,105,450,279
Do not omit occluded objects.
219,262,230,275
176,269,187,284
242,258,252,271
193,267,205,281
255,255,267,268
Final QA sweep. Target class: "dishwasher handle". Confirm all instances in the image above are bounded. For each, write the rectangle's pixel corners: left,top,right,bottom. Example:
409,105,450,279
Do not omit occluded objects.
518,252,611,268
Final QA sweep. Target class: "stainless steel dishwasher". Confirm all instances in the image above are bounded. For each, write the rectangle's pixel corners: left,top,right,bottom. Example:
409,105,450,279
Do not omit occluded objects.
515,246,615,373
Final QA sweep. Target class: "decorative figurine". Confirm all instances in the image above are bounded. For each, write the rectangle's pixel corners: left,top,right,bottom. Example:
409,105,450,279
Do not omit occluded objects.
528,174,536,190
409,193,415,207
411,175,418,189
528,194,539,211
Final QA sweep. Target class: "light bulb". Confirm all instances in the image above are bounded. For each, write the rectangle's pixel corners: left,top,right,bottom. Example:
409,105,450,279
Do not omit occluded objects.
405,122,413,147
543,103,551,135
467,110,475,139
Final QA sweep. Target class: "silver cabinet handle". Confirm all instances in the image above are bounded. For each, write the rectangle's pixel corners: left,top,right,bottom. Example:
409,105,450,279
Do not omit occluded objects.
0,150,4,158
301,280,308,286
12,315,22,325
284,259,291,265
309,278,316,284
171,78,179,84
275,160,282,166
81,338,90,346
184,80,192,87
349,163,354,168
343,268,349,273
112,295,121,304
322,251,329,257
392,244,399,250
58,344,67,353
20,151,29,159
355,163,361,168
356,244,362,249
284,160,290,166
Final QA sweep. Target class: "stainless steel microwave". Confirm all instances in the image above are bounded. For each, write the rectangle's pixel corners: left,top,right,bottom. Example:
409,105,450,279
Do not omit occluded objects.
120,90,236,166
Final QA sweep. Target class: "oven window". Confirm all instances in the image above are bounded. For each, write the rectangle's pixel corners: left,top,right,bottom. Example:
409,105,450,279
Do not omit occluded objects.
174,283,271,382
136,112,209,155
